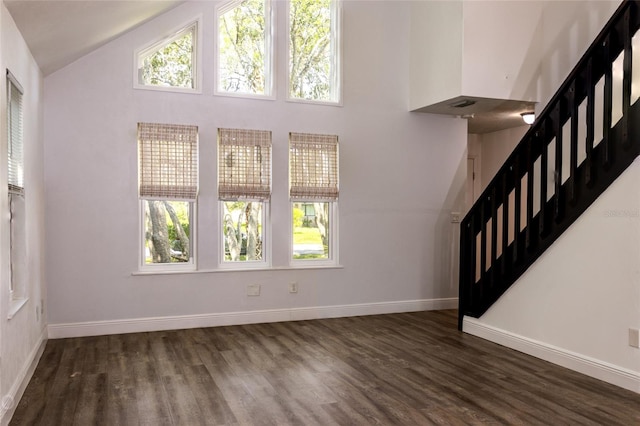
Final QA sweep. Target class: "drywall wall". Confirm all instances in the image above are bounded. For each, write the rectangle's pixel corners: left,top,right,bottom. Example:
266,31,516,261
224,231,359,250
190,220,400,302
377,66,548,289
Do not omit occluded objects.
534,0,621,110
461,1,544,101
43,1,467,330
409,0,463,110
477,126,529,192
0,3,46,424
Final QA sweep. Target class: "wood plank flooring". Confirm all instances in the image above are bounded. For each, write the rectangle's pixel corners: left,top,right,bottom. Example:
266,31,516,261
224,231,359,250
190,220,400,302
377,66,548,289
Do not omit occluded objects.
10,310,640,425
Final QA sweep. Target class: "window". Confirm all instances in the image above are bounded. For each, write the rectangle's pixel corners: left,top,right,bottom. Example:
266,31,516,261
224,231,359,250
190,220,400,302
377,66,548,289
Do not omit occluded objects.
289,132,338,263
7,70,26,306
138,122,198,269
217,0,273,97
218,128,271,265
288,0,341,103
136,20,199,91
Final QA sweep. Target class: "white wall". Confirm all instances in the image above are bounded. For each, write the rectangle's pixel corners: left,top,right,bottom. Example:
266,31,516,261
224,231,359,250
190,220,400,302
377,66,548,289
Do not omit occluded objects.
534,0,621,111
461,1,544,101
0,3,46,424
477,126,529,192
43,2,467,331
409,1,463,110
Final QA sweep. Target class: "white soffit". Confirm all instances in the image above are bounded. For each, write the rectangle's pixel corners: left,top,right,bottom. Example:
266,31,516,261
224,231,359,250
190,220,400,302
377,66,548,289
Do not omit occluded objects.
414,96,537,134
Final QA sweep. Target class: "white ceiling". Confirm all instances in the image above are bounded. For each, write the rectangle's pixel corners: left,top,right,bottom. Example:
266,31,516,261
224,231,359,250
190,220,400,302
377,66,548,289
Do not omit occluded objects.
4,0,183,76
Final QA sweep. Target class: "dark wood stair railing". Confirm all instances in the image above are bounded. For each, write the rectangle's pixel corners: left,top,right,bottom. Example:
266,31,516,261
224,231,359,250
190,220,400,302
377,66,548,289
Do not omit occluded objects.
459,0,640,329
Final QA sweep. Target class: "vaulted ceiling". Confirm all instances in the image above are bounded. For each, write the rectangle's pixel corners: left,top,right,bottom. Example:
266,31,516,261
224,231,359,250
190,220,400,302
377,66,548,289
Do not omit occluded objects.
4,0,182,76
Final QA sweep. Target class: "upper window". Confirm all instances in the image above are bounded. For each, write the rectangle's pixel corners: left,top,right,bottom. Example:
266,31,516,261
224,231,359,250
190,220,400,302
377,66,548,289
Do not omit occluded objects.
7,70,25,305
289,132,339,263
288,0,341,103
136,20,199,92
217,0,273,97
138,122,199,269
218,128,271,265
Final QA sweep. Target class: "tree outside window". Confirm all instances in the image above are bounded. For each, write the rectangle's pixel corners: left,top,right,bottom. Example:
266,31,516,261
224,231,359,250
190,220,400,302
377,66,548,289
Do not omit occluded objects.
223,201,263,261
144,200,191,264
218,0,271,96
289,0,339,102
137,22,197,89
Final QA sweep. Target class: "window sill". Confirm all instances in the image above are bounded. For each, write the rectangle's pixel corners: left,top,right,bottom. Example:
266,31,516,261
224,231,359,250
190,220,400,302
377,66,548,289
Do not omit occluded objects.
8,297,29,320
132,264,344,276
213,90,276,101
286,97,343,107
133,84,202,95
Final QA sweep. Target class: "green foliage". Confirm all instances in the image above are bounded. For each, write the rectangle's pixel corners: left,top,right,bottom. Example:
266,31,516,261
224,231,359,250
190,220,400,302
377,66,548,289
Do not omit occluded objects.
289,0,333,100
292,209,328,260
219,0,266,94
294,253,326,260
141,26,194,88
293,226,322,245
293,207,304,228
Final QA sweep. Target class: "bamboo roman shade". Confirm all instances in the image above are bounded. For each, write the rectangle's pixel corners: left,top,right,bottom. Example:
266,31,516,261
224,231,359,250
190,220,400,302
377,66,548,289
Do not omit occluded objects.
138,122,199,200
218,128,272,200
7,71,24,195
289,132,339,200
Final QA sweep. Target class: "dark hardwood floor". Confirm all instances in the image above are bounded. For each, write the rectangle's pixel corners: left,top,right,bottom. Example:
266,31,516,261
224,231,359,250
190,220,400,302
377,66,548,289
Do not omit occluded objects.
10,310,640,425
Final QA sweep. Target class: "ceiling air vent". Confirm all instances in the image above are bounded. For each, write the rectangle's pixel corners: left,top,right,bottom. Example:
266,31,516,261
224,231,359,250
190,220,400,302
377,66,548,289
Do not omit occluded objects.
450,99,476,108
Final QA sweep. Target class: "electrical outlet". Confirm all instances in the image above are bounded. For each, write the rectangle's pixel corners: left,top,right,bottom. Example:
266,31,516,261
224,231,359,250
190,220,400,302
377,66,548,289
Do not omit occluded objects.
629,328,639,348
247,284,261,296
289,282,298,293
451,212,461,223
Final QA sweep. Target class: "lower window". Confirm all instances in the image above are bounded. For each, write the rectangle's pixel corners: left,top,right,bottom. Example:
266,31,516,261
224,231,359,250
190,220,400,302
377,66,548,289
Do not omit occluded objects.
292,202,331,261
143,200,193,265
222,201,264,263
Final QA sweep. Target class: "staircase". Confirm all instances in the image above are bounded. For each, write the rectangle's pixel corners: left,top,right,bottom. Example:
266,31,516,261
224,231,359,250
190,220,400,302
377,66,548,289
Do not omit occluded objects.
458,0,640,329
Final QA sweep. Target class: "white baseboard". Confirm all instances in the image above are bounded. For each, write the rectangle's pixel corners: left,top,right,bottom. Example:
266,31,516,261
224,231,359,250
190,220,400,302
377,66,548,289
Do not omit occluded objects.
48,297,458,339
463,317,640,394
1,327,47,426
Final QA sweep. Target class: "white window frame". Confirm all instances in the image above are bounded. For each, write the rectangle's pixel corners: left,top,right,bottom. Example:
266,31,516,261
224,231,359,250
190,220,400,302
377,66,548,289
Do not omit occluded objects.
139,200,197,272
286,0,342,105
214,0,275,100
219,200,270,269
6,69,28,318
290,201,338,267
133,16,203,94
217,127,272,269
137,122,199,272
